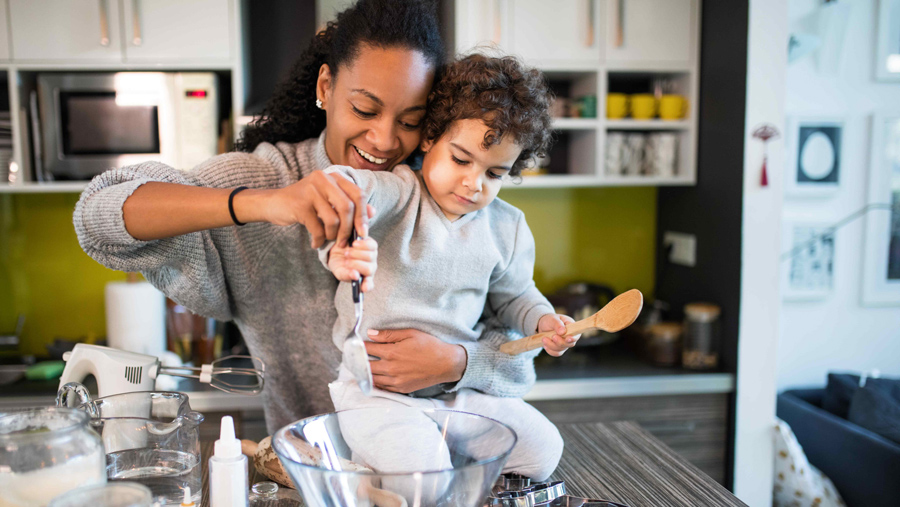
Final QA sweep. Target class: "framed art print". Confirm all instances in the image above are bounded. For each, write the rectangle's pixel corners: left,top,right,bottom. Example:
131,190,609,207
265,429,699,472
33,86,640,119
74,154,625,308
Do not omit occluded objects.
876,0,900,82
861,114,900,305
782,221,835,301
785,117,843,197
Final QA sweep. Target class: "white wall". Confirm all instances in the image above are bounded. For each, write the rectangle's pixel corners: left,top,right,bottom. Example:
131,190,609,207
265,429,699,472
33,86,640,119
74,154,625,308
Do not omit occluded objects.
732,1,787,504
778,0,900,390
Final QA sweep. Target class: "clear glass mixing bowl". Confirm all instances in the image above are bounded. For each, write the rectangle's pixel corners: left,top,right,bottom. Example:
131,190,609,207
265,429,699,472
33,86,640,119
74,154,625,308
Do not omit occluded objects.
273,408,517,507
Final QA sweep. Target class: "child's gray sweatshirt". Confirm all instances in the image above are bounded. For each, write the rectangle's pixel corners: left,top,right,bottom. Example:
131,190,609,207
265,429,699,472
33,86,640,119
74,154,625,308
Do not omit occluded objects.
322,165,552,397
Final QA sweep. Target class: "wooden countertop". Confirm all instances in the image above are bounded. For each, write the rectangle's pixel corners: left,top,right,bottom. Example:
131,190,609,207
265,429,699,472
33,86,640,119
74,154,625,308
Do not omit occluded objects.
200,421,746,507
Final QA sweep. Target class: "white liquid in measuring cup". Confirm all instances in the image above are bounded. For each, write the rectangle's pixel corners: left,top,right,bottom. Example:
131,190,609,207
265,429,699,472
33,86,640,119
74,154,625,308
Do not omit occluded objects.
0,449,106,507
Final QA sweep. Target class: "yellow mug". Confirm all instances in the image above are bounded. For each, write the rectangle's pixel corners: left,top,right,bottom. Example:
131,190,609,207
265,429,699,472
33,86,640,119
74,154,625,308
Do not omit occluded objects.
659,95,688,120
606,93,628,119
630,94,657,119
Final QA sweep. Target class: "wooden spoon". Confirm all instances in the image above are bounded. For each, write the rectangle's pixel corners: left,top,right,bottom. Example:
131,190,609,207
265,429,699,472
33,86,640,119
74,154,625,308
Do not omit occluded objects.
499,289,644,355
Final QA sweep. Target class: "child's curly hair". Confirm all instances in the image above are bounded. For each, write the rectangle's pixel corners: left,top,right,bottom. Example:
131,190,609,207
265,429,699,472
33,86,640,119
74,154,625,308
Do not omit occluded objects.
423,54,554,176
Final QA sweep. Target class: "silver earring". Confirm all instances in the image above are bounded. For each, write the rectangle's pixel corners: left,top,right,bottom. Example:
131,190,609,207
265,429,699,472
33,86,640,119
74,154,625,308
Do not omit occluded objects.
316,99,323,109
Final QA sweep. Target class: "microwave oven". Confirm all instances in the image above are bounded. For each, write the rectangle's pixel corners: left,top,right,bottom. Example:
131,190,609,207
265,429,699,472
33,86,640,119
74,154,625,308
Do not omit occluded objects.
36,72,219,180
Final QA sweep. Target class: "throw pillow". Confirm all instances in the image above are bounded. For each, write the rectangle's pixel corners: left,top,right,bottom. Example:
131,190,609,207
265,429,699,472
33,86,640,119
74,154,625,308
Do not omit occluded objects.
773,418,845,507
823,373,860,419
847,378,900,445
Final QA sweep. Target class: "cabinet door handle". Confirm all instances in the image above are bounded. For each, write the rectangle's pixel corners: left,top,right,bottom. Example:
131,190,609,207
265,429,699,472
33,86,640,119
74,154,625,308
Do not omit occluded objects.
98,0,110,46
131,0,143,46
615,0,625,48
585,0,595,47
492,0,502,45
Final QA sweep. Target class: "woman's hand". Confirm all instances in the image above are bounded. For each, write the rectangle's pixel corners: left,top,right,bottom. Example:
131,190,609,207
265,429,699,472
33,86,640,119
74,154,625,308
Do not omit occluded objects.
327,237,378,292
258,171,369,248
364,329,467,393
538,314,579,357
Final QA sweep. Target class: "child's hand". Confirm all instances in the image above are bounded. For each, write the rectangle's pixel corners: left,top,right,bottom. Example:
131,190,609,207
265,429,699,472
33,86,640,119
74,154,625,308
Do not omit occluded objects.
328,237,378,292
537,314,579,357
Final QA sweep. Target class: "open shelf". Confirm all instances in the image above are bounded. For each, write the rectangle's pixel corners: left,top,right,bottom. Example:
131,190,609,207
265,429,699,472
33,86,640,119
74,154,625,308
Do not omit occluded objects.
605,119,690,130
553,118,600,130
0,181,89,193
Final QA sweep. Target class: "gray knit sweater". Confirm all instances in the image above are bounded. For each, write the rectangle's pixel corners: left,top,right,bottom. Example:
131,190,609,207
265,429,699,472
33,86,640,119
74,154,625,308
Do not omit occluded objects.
73,132,537,433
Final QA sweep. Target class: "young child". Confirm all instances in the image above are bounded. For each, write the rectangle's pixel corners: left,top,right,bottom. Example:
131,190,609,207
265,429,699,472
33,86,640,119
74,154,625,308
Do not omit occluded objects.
321,54,574,484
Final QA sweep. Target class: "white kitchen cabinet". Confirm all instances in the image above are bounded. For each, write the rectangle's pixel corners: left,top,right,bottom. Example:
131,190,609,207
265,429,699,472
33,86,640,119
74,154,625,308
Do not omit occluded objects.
605,0,696,66
510,0,602,63
9,0,122,61
0,1,10,60
122,0,231,61
454,0,510,54
453,0,701,188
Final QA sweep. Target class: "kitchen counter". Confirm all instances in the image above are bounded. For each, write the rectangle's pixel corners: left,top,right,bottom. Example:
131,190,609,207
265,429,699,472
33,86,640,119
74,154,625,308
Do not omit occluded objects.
0,345,733,412
0,374,733,413
198,421,747,507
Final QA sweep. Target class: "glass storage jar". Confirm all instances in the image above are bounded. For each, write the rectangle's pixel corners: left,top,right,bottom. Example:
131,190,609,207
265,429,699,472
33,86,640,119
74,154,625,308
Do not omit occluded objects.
682,303,721,370
0,407,106,507
647,322,682,366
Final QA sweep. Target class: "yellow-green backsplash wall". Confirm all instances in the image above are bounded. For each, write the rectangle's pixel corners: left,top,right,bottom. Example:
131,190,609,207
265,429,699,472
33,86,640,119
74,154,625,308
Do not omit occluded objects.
0,187,655,356
500,186,656,297
0,193,126,356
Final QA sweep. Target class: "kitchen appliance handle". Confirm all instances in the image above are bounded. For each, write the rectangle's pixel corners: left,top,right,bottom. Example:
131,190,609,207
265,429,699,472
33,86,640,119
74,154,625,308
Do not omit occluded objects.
131,0,143,46
98,0,110,46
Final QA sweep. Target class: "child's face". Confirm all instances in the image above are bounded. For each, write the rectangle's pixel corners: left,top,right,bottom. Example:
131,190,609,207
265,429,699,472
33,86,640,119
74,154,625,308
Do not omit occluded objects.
420,119,523,221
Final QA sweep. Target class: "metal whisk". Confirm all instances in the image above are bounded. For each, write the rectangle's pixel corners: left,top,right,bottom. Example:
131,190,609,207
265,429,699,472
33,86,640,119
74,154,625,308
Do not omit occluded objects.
159,355,266,395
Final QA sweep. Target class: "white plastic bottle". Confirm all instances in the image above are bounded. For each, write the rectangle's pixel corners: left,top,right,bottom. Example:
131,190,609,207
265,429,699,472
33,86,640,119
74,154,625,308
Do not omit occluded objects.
209,416,249,507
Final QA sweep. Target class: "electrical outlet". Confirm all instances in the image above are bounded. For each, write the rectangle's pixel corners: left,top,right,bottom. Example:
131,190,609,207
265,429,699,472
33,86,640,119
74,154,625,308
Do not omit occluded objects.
663,232,697,267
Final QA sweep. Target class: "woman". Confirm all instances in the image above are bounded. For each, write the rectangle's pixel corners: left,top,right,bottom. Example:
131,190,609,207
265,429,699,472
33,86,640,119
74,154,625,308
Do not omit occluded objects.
74,0,537,433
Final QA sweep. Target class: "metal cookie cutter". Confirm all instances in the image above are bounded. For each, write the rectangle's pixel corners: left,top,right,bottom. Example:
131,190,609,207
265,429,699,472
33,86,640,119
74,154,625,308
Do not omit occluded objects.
529,482,567,504
494,473,533,493
487,476,568,506
548,497,630,507
487,489,535,507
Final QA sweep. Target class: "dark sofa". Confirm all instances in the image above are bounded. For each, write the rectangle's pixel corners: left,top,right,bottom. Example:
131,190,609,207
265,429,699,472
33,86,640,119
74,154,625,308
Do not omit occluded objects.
777,389,900,507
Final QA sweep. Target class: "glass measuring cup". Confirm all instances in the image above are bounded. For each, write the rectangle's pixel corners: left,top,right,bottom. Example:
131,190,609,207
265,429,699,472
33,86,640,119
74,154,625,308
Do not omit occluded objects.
56,386,204,506
92,412,204,506
0,407,106,507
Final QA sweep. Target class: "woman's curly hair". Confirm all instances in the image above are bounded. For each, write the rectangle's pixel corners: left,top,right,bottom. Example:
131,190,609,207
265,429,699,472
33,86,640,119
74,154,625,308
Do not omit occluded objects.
235,0,444,152
422,54,554,176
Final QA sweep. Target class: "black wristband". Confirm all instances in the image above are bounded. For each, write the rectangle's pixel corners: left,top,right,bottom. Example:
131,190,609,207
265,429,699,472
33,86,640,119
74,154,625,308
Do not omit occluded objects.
228,186,248,226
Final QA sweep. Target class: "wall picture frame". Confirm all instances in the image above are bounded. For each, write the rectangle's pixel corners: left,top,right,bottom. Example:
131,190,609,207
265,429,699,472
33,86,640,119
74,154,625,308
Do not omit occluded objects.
782,221,836,301
876,0,900,82
861,114,900,306
785,116,843,197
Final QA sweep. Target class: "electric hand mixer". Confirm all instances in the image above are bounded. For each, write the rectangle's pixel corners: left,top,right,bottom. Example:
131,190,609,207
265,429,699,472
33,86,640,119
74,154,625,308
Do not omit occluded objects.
58,343,265,397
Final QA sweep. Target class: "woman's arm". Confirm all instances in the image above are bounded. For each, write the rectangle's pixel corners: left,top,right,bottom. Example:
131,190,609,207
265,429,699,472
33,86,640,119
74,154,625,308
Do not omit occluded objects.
122,169,368,248
75,145,368,319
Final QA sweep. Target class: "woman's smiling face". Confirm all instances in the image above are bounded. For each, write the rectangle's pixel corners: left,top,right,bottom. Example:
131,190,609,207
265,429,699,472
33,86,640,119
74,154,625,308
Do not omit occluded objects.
317,44,435,171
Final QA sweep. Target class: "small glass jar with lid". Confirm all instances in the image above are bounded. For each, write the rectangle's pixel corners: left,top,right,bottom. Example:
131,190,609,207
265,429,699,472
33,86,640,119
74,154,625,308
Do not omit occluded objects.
682,302,721,370
647,322,683,366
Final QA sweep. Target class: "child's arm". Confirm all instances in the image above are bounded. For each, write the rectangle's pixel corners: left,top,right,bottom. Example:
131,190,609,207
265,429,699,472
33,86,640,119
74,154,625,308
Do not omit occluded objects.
316,165,416,290
488,215,580,355
323,165,416,227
